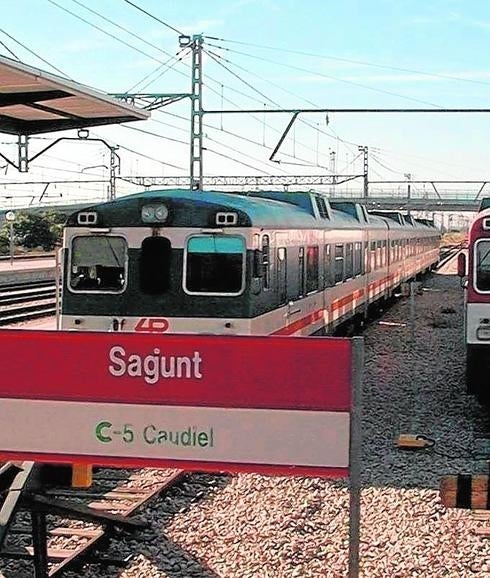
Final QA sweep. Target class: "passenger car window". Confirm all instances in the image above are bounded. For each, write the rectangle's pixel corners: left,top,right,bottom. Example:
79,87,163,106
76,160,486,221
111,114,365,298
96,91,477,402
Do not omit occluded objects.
335,244,344,283
70,236,126,292
262,235,270,289
185,235,245,294
306,246,319,293
345,243,353,279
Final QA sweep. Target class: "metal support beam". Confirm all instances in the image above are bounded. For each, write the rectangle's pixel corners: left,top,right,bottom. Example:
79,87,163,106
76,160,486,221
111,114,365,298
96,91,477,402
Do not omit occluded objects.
475,182,488,199
111,93,190,111
269,112,299,162
18,135,28,173
118,174,363,188
430,182,442,199
358,146,368,198
187,34,204,191
109,147,120,201
204,107,490,115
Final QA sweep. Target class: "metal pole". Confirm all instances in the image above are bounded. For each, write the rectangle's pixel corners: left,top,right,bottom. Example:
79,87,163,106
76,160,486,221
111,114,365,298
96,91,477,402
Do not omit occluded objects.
109,147,120,201
329,150,336,195
349,336,364,578
190,34,204,191
9,222,13,266
55,247,61,330
405,173,412,214
358,146,368,198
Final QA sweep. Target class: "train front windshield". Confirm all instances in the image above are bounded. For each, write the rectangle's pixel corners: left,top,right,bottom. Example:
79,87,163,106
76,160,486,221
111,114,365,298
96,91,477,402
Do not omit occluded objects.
70,236,127,292
185,235,245,295
476,240,490,291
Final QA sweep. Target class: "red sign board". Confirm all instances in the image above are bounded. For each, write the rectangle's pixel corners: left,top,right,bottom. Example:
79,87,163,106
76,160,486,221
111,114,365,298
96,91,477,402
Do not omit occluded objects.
0,330,354,477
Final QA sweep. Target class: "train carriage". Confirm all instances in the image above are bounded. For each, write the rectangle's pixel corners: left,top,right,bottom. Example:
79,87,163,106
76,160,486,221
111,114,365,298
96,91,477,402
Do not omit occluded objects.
60,189,440,337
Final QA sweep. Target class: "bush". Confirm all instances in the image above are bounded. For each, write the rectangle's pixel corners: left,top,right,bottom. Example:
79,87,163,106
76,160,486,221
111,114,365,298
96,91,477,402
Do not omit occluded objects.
10,211,65,252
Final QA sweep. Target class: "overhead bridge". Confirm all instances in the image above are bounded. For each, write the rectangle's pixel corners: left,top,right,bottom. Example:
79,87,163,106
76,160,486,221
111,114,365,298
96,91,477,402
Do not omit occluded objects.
121,175,487,212
326,195,482,212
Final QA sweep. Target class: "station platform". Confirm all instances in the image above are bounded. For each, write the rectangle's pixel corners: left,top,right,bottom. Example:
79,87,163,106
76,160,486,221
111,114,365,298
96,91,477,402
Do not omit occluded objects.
0,258,56,286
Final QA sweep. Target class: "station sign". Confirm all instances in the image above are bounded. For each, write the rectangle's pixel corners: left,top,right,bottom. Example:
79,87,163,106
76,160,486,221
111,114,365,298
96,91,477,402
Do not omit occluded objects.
0,330,359,477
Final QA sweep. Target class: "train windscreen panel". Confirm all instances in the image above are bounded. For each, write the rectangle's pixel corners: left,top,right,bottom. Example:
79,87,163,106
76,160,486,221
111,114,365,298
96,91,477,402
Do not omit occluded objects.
70,236,127,292
185,235,245,295
476,240,490,292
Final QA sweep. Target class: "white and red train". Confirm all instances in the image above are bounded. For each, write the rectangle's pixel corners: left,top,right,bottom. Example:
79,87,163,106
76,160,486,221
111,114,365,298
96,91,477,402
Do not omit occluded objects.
459,207,490,404
60,189,440,337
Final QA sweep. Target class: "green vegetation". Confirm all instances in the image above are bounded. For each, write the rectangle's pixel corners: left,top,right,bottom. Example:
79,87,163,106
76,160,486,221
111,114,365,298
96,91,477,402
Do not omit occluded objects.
0,211,66,255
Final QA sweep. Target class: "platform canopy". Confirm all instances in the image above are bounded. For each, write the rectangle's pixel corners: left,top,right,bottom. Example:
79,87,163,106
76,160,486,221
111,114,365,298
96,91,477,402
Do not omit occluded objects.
0,55,150,135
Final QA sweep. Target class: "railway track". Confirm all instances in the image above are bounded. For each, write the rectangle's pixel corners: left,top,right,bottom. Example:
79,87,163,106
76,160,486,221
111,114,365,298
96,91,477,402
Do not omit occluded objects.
437,241,466,270
0,281,57,325
0,254,54,262
0,462,185,577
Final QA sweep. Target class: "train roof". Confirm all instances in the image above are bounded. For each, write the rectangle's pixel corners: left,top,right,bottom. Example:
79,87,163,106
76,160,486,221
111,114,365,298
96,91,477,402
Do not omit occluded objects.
469,207,490,241
65,189,438,232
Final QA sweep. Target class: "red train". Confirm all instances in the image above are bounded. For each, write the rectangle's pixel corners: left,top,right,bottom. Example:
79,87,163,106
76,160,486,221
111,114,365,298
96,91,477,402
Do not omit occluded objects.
459,207,490,404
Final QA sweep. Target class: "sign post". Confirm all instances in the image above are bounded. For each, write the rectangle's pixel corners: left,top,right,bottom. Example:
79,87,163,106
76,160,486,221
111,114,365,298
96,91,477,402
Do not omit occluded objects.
5,211,15,266
349,337,363,578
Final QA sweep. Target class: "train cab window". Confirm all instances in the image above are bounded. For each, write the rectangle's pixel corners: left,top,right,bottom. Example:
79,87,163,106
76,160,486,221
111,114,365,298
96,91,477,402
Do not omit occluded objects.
185,235,245,295
262,235,270,290
70,235,126,292
306,246,319,293
475,240,490,292
140,236,172,294
335,244,344,283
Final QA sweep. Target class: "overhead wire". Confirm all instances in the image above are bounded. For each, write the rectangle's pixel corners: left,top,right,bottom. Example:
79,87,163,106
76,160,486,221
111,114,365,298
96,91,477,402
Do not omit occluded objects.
0,39,19,60
370,154,405,175
204,48,362,174
70,0,182,58
206,42,445,109
45,0,176,69
120,0,184,36
122,124,189,146
199,57,333,169
205,35,490,89
0,27,70,77
91,130,187,171
45,0,347,173
45,0,276,111
206,46,361,151
128,49,190,93
129,114,292,175
205,148,272,175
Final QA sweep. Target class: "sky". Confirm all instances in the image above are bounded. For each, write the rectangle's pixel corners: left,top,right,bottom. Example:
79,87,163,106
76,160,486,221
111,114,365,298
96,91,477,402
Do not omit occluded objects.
1,0,490,208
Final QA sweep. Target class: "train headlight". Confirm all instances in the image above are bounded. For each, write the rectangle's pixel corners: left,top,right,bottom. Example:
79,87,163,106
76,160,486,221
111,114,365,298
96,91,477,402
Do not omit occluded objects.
141,204,168,223
476,325,490,340
154,205,169,222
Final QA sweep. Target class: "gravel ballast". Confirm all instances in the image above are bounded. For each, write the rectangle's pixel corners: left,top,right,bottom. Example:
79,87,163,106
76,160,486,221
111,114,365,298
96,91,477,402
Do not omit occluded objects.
2,259,488,578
